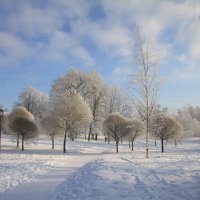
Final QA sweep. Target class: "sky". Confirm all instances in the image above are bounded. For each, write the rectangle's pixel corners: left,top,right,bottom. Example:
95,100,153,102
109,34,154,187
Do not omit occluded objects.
0,0,200,112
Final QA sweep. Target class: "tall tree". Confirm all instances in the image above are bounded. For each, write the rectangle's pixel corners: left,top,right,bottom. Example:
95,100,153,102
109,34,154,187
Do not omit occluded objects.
129,30,161,158
87,71,107,141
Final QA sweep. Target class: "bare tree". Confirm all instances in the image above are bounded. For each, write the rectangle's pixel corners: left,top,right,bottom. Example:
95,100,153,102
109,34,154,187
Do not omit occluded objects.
129,30,161,158
10,117,38,151
15,86,48,119
151,113,183,153
53,93,92,153
106,86,134,117
8,107,34,147
125,120,144,151
103,113,131,153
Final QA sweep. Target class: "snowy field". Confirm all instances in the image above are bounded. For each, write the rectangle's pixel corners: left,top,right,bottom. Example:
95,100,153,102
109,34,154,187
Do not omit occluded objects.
0,135,200,200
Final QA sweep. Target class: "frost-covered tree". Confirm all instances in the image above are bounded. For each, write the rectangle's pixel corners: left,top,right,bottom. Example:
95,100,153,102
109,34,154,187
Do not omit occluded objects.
8,107,34,147
40,114,61,149
125,120,144,151
177,106,200,137
9,107,38,151
50,69,89,100
151,113,182,153
86,71,107,141
106,86,133,118
11,117,38,151
53,93,92,153
103,113,131,153
15,86,48,119
129,30,161,158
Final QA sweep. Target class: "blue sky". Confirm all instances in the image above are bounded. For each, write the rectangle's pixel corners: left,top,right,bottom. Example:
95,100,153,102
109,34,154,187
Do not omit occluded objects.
0,0,200,112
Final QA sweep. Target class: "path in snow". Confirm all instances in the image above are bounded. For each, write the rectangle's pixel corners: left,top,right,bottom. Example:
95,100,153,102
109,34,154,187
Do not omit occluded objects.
51,154,200,200
0,136,200,200
0,154,97,200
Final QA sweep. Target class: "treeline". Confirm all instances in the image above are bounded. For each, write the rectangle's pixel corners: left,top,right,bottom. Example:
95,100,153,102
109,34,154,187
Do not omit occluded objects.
1,69,191,154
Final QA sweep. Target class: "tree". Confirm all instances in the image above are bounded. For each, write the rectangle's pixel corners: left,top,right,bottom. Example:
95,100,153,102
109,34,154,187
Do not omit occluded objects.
151,113,182,153
177,106,200,137
50,69,90,100
103,113,131,153
8,107,34,147
86,71,107,141
125,120,144,151
10,117,38,151
53,93,92,153
15,86,48,119
129,30,161,158
40,114,61,149
106,86,133,117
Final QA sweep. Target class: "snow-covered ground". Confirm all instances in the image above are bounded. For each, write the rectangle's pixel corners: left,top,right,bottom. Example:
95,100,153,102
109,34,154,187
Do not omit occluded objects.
0,135,200,200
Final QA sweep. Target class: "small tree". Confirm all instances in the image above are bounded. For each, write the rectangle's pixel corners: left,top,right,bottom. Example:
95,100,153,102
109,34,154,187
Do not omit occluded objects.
151,113,182,153
8,107,34,147
103,113,131,153
10,117,38,151
40,115,61,149
125,120,144,151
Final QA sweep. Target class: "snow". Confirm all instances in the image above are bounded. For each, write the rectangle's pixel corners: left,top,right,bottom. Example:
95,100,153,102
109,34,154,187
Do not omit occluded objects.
0,135,200,200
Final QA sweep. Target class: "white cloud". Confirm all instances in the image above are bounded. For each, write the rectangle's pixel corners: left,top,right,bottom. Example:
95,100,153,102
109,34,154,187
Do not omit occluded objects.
1,0,200,76
0,32,32,67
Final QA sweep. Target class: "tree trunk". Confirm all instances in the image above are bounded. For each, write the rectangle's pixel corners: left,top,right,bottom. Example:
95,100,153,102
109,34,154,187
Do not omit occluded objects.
51,136,54,149
129,140,130,148
132,140,134,151
175,139,177,146
88,123,92,141
155,138,157,146
95,134,98,141
17,134,19,148
105,136,107,143
63,131,67,153
121,137,123,144
22,136,24,151
161,138,164,153
92,133,94,140
146,122,149,158
116,139,119,153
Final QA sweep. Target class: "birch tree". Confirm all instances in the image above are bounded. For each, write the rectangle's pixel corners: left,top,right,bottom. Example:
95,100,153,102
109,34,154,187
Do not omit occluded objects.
129,30,161,158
